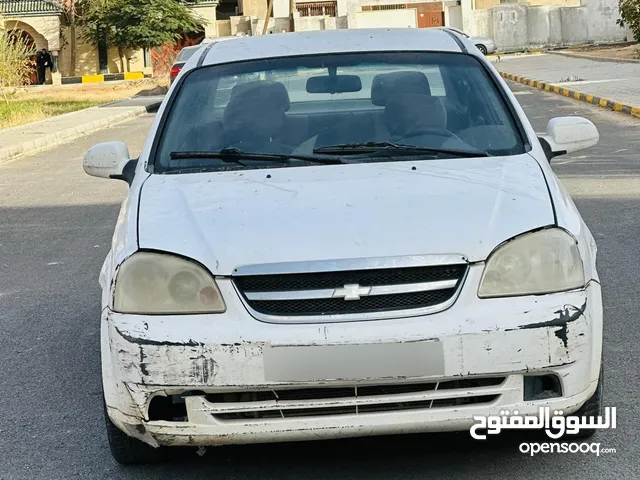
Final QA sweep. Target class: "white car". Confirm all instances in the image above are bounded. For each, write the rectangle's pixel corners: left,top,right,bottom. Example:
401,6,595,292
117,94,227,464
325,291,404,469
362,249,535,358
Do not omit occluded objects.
84,28,603,464
441,27,496,55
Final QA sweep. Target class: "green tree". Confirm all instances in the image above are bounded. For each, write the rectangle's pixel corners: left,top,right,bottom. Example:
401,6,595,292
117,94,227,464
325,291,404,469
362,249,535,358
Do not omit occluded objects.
79,0,204,72
617,0,640,41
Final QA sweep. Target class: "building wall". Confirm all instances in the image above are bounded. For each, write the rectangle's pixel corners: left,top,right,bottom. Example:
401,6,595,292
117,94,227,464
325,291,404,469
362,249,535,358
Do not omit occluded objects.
473,9,493,37
5,15,59,51
581,0,624,41
476,0,579,9
190,4,218,37
354,9,418,28
217,19,233,36
445,4,463,29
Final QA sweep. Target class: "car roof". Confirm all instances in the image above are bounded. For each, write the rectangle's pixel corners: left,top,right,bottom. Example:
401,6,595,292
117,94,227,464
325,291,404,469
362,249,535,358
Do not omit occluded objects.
200,28,469,66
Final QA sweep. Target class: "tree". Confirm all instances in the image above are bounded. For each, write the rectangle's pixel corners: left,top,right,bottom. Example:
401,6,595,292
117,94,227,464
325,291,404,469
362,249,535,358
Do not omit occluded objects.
60,0,80,76
617,0,640,42
0,24,36,102
79,0,205,72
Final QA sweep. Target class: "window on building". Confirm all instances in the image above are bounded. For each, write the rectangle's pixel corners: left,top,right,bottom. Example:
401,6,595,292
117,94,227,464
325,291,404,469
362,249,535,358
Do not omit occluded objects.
362,4,407,11
143,48,151,68
297,1,337,17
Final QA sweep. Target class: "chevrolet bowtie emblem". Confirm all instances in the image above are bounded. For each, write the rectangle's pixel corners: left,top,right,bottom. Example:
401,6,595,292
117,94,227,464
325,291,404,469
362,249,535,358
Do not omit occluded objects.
332,284,372,301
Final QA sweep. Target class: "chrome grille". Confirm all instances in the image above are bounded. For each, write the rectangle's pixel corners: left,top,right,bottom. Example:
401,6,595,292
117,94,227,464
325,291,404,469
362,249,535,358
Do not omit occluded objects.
233,263,468,321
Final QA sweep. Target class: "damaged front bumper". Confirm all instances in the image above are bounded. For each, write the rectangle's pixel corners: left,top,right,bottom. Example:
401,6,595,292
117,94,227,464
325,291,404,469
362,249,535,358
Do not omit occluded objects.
102,266,602,448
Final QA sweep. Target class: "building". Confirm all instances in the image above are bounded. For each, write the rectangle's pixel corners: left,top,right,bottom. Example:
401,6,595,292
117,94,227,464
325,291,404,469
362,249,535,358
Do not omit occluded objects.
0,0,220,83
0,0,628,84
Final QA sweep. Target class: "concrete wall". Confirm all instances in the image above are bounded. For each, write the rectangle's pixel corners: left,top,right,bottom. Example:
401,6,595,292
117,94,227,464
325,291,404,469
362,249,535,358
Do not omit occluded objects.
527,6,551,45
190,5,217,37
492,5,528,49
559,6,588,44
548,7,563,44
445,5,463,30
354,9,418,29
581,0,625,42
240,0,268,18
531,0,580,5
217,19,233,36
476,0,499,10
473,9,494,38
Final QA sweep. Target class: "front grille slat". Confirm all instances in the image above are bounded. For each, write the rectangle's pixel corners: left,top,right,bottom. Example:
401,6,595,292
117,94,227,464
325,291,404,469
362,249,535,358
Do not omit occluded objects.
233,263,468,319
202,378,505,421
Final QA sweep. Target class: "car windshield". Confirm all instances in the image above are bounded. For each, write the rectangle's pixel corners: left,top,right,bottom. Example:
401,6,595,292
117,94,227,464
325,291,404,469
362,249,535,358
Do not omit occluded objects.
154,52,525,173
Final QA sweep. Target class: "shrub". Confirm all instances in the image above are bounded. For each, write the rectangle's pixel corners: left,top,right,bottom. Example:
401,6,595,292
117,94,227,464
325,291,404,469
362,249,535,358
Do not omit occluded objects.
617,0,640,42
0,28,36,101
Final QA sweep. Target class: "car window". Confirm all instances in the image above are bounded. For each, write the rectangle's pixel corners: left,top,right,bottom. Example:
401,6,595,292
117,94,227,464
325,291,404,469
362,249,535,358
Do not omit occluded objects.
155,52,525,173
174,46,200,63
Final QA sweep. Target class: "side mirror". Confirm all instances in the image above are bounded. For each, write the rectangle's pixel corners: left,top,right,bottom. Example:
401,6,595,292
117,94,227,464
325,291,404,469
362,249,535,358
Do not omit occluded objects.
538,116,599,161
83,142,137,185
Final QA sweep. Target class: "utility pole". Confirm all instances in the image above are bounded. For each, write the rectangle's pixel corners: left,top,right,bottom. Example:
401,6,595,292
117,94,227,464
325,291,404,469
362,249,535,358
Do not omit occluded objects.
262,0,274,35
289,0,295,32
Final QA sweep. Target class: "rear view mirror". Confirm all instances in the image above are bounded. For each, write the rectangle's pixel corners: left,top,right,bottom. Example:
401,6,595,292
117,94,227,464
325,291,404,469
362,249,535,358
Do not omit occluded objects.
83,141,137,185
306,75,362,94
539,116,599,161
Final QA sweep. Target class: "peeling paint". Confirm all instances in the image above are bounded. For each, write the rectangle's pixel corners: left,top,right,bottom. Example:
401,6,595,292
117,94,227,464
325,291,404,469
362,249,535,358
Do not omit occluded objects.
508,300,587,348
115,326,201,347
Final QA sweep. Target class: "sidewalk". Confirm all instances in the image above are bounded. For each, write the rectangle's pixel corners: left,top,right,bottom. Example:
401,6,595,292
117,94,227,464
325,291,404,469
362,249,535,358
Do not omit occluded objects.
492,53,640,117
0,95,163,164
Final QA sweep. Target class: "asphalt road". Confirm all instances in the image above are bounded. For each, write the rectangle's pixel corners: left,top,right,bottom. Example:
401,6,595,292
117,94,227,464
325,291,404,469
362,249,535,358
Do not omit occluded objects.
1,83,638,479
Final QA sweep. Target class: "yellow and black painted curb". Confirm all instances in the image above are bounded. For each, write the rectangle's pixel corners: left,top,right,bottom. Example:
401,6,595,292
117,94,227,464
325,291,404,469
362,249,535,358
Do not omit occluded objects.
500,71,640,119
61,71,150,85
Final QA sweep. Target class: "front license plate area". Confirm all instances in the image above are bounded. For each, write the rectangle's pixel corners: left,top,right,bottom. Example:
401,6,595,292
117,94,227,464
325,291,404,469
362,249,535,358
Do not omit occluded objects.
263,341,444,382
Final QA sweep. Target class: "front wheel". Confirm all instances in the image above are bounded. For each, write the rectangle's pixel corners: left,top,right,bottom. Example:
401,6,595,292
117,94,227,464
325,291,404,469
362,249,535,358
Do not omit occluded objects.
104,404,164,465
476,44,488,55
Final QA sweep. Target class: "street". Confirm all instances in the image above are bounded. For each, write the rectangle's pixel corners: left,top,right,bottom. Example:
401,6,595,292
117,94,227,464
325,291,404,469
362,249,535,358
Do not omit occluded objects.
1,82,638,479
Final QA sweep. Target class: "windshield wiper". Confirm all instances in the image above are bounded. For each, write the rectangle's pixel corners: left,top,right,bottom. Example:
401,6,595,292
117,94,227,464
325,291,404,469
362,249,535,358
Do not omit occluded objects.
169,147,344,165
313,142,489,158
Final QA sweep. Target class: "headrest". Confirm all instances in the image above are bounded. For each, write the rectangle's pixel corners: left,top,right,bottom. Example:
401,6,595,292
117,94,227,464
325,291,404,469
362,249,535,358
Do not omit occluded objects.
384,93,447,136
371,71,431,106
223,81,290,139
228,80,290,111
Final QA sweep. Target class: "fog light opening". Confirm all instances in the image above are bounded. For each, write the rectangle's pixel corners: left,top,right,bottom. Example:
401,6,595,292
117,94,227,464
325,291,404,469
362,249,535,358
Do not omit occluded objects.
523,374,563,401
148,394,191,422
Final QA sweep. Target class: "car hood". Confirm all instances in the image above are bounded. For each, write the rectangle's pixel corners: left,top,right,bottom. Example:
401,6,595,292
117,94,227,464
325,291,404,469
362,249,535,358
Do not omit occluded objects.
138,154,553,275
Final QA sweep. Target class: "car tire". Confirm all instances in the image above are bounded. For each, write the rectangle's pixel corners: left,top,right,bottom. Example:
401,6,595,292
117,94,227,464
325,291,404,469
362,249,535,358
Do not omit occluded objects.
565,368,604,439
104,404,163,465
476,44,488,55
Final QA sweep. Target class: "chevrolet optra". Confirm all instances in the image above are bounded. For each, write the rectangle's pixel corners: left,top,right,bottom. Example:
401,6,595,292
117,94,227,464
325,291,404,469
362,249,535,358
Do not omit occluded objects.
83,28,604,464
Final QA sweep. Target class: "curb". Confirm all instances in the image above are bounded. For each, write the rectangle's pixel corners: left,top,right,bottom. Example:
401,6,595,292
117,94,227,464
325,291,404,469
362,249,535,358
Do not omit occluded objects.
61,71,151,85
549,50,640,64
487,49,545,59
0,101,161,165
499,71,640,119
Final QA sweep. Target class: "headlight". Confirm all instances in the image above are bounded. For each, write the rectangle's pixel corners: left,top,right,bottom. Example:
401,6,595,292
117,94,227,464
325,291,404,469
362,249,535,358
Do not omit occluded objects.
478,229,585,298
113,252,226,314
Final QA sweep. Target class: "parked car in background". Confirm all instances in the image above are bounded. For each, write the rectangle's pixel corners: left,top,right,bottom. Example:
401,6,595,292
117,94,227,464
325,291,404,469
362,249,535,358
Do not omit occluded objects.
169,37,239,85
440,27,496,55
85,28,603,465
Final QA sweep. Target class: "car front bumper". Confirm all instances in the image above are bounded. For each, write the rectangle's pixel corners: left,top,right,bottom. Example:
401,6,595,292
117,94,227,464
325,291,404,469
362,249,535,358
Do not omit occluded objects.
102,266,602,448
